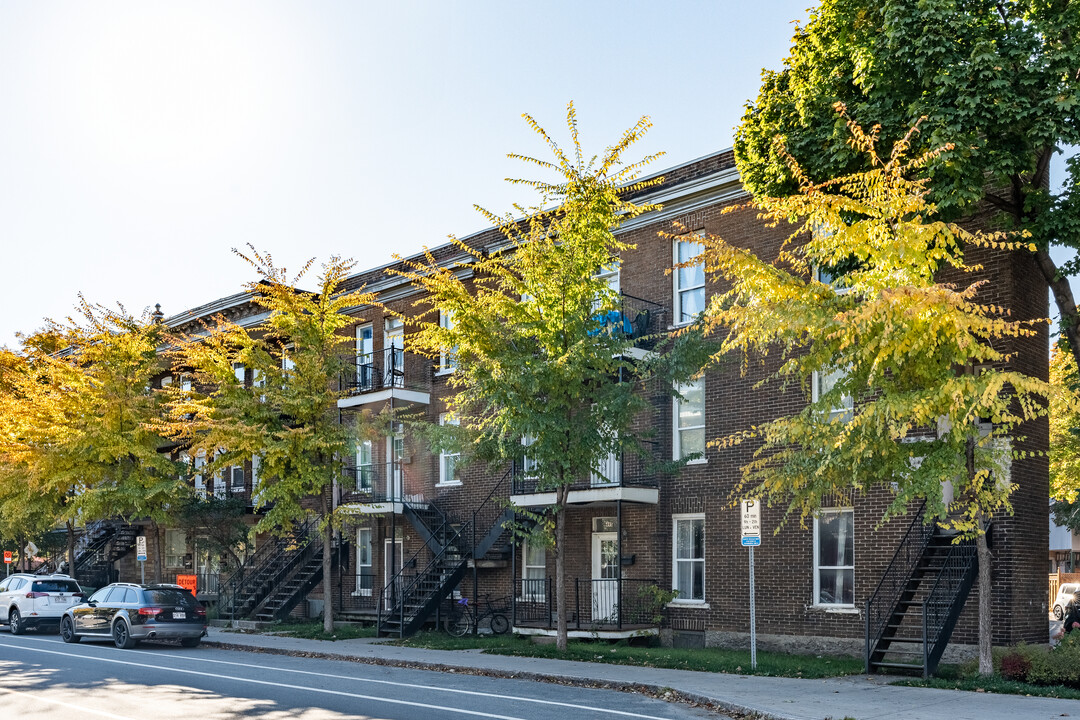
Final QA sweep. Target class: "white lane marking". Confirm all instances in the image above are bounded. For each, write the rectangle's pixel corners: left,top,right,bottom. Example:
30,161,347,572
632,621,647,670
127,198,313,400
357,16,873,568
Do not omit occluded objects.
0,642,546,720
3,636,675,720
0,686,139,720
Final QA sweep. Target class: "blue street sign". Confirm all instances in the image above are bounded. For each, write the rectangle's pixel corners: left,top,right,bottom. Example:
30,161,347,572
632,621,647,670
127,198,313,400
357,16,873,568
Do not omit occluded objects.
741,536,760,547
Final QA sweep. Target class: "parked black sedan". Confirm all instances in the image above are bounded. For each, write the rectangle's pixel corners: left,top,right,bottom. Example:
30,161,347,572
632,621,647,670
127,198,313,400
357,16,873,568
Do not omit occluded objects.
60,582,207,649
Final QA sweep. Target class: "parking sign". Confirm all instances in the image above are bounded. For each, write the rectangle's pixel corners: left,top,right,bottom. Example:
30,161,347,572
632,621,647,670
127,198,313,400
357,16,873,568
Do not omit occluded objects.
136,535,147,562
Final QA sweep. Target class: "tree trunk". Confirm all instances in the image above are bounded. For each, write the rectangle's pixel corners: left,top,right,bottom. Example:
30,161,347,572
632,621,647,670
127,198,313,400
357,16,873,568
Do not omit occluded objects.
1034,248,1080,365
976,518,993,676
555,485,568,652
66,520,75,575
966,434,994,676
322,494,335,634
153,523,164,584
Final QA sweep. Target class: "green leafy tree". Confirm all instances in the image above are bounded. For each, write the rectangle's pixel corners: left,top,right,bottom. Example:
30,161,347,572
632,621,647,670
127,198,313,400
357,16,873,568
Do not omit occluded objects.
393,104,697,651
701,117,1052,675
735,0,1080,364
1050,346,1080,527
165,249,374,633
0,304,181,579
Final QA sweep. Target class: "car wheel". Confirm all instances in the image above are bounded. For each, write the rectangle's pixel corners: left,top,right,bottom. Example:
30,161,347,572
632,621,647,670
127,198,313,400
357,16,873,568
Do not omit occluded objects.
179,637,201,648
1055,605,1064,621
60,616,79,644
112,619,137,649
9,608,23,635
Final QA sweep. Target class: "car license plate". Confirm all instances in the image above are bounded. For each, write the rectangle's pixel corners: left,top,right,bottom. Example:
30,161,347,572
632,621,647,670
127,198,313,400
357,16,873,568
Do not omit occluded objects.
174,611,186,620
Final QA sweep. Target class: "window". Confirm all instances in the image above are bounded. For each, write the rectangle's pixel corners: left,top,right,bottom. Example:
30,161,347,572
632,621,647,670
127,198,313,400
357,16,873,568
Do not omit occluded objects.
674,234,705,325
356,323,374,391
356,528,373,596
180,374,192,393
251,455,262,498
438,413,461,485
522,538,547,601
229,464,245,493
672,515,705,602
385,317,404,388
674,378,705,462
439,310,458,373
592,259,621,314
213,450,228,499
165,529,187,567
813,368,853,422
355,440,373,491
160,375,173,390
522,434,538,478
814,508,854,606
192,452,207,498
233,363,245,384
281,346,295,373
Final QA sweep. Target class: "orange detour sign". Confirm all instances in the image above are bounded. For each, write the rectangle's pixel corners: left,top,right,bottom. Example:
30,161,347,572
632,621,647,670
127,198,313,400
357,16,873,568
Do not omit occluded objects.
3,551,10,564
176,574,198,595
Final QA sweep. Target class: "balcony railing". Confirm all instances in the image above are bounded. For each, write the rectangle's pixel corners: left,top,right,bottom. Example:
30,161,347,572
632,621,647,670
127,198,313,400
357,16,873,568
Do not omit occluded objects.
340,347,432,398
512,577,663,630
339,464,424,505
589,293,667,349
511,447,661,496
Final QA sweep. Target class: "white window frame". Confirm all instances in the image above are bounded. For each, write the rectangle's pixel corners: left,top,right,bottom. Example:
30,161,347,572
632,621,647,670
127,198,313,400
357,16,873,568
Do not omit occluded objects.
193,451,207,498
233,362,245,385
812,368,853,422
437,413,461,486
673,378,706,463
179,373,192,393
354,528,373,597
229,463,245,493
165,529,187,568
521,538,547,602
438,310,458,374
522,434,538,478
672,514,705,604
673,233,705,326
251,455,263,502
813,507,855,607
355,440,373,492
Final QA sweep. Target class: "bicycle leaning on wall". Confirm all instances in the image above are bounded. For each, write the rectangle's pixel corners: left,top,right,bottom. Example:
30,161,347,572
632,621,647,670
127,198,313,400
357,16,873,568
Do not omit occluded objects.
443,594,510,637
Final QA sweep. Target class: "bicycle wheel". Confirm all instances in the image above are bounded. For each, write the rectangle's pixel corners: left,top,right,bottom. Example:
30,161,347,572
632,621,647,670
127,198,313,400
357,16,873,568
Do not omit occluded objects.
446,612,471,637
488,613,509,635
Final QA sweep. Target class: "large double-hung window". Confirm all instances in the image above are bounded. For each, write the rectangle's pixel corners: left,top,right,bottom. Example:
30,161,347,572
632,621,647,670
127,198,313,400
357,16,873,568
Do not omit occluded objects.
814,508,854,606
673,234,705,325
672,515,705,603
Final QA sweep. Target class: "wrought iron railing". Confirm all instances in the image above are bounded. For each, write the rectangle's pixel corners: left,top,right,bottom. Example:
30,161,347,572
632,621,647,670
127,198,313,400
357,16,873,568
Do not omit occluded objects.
512,577,662,630
217,520,314,622
921,536,979,674
864,501,932,668
340,347,432,397
511,450,661,495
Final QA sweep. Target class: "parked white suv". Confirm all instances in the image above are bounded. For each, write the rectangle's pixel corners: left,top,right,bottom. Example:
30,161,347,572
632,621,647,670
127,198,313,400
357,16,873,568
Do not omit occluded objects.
0,573,84,634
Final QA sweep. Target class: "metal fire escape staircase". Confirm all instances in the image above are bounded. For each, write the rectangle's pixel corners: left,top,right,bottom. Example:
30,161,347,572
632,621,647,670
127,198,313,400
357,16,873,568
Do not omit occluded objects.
865,503,981,677
377,468,514,638
73,522,139,588
219,521,325,622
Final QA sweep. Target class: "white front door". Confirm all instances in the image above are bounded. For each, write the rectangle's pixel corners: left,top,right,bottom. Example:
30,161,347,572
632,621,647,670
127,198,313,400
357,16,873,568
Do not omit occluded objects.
385,319,404,388
383,538,403,604
591,532,618,622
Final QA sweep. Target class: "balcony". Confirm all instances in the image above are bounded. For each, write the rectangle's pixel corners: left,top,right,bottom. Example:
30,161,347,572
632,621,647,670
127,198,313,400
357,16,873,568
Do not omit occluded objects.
338,347,432,408
590,293,667,354
512,578,662,638
509,450,660,507
338,464,424,513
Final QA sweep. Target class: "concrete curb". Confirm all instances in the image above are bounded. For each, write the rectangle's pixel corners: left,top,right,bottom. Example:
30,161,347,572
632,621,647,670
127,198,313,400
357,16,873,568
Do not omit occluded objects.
201,639,777,719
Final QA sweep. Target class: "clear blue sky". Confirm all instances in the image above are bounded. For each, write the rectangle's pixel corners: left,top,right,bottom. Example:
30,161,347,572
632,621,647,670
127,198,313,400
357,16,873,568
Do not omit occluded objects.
0,2,1072,346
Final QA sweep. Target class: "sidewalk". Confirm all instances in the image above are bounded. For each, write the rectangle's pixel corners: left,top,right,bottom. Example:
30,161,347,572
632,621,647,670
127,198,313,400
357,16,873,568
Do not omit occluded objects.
202,627,1080,720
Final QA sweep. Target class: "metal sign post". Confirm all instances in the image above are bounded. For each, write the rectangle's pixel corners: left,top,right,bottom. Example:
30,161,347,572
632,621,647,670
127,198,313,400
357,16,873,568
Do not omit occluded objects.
136,536,147,585
3,551,11,576
741,499,761,671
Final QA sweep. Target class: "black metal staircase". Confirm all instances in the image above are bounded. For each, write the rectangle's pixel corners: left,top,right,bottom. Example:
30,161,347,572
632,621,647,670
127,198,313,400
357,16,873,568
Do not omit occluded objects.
219,521,323,622
865,504,980,677
73,521,139,588
377,468,514,637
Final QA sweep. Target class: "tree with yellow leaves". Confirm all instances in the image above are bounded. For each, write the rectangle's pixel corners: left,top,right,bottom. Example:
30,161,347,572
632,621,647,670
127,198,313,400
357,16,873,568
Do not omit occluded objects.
164,249,374,634
699,110,1052,675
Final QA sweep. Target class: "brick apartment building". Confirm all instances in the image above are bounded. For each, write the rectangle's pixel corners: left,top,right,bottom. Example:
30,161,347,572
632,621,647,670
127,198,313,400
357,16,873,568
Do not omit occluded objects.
99,149,1048,671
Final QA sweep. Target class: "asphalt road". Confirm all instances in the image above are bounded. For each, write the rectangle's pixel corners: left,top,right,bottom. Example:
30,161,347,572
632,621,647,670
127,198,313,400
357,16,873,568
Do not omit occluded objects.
0,632,722,720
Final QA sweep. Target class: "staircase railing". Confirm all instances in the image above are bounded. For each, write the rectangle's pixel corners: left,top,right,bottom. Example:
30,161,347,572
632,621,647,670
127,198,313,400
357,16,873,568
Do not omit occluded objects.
864,501,932,671
377,521,472,636
218,520,313,622
471,466,514,560
921,534,980,677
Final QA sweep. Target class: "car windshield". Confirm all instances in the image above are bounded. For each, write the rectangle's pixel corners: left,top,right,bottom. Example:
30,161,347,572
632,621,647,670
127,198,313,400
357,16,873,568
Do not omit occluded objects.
143,590,197,607
32,580,80,593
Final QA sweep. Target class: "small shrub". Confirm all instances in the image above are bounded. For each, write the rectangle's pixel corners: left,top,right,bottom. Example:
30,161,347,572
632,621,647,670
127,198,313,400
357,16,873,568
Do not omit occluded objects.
1028,633,1080,688
999,650,1031,682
